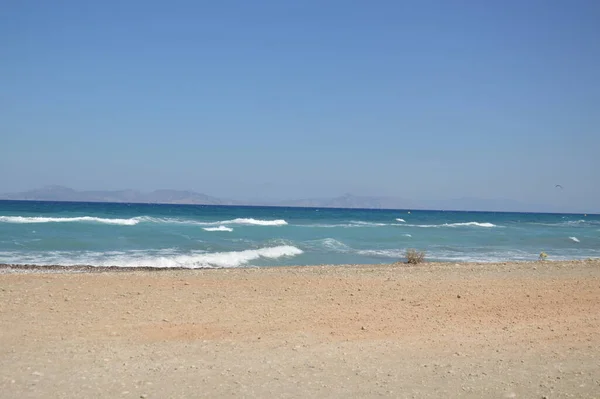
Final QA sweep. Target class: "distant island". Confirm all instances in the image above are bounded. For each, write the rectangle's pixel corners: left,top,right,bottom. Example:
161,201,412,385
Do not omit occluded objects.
0,185,591,214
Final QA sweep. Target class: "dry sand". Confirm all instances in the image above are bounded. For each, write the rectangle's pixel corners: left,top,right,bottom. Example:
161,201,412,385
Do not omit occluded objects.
1,260,599,398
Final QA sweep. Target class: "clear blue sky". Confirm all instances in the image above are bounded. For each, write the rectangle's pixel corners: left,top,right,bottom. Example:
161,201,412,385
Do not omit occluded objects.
2,1,599,210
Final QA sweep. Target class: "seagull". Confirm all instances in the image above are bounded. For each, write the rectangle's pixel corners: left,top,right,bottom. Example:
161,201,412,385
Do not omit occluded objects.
555,184,563,189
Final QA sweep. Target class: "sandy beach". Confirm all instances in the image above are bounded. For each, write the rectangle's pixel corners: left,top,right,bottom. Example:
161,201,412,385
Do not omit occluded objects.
1,260,599,398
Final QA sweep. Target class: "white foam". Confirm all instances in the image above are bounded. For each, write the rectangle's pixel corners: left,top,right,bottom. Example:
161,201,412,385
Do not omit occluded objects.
202,226,233,232
221,218,287,226
0,216,140,226
403,234,412,237
0,245,303,268
0,215,289,227
396,218,406,222
569,236,580,243
447,222,496,228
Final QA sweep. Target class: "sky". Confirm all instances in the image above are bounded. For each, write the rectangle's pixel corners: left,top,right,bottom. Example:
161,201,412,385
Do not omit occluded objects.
1,0,599,211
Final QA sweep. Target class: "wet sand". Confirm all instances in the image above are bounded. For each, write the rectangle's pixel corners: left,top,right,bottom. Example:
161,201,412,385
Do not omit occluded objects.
1,260,599,398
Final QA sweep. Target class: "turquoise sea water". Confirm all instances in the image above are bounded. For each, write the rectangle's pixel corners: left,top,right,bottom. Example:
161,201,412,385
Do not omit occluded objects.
0,200,598,268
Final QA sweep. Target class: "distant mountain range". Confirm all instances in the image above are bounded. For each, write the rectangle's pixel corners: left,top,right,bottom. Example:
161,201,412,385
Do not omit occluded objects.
1,185,593,213
0,186,238,206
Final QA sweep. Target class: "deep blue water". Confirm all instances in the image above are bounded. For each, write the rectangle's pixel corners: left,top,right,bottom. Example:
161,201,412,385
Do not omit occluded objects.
0,200,598,268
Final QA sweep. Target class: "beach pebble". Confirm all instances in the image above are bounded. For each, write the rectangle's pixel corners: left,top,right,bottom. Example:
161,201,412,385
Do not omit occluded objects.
457,294,461,299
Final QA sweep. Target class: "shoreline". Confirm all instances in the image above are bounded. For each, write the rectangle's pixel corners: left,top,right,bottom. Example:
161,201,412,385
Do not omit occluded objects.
1,258,598,274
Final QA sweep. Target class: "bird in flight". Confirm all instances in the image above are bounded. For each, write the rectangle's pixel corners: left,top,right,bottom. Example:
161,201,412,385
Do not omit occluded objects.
555,184,563,189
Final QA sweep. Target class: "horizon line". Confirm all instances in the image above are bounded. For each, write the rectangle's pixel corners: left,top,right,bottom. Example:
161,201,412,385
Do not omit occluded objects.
0,198,596,217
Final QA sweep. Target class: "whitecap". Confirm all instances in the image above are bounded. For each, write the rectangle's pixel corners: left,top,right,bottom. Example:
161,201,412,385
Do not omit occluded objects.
202,226,233,232
569,236,580,243
396,218,406,222
220,218,287,226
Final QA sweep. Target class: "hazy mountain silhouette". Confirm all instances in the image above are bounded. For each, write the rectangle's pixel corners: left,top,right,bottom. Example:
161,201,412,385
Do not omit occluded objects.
0,186,576,213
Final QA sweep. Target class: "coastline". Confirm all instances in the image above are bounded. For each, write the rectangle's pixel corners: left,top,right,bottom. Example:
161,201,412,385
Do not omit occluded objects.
2,259,599,398
0,258,598,273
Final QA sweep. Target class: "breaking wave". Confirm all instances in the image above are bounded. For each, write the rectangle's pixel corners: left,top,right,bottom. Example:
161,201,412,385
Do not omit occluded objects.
0,215,288,227
220,218,287,226
202,226,233,232
0,245,303,268
298,220,496,229
569,236,580,243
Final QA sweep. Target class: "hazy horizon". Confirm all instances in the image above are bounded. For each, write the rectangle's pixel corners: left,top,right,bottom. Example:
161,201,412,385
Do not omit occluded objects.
2,1,599,212
2,184,598,214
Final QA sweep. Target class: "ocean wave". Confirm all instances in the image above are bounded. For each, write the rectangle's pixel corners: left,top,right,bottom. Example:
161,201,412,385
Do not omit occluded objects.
220,218,287,226
318,238,352,252
126,216,288,227
0,215,288,227
303,238,352,252
202,226,233,232
446,222,496,228
0,245,302,268
0,216,141,226
569,236,580,243
356,249,405,258
532,220,600,227
396,218,406,222
349,221,388,227
299,221,496,229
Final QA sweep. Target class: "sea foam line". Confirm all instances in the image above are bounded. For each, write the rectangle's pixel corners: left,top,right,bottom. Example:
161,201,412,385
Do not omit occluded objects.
0,215,288,227
0,216,141,226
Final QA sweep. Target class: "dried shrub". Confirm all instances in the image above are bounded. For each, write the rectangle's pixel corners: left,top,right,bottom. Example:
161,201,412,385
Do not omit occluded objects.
406,248,425,265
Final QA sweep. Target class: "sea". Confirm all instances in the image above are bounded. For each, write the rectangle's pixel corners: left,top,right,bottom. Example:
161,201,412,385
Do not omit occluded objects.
0,200,598,268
